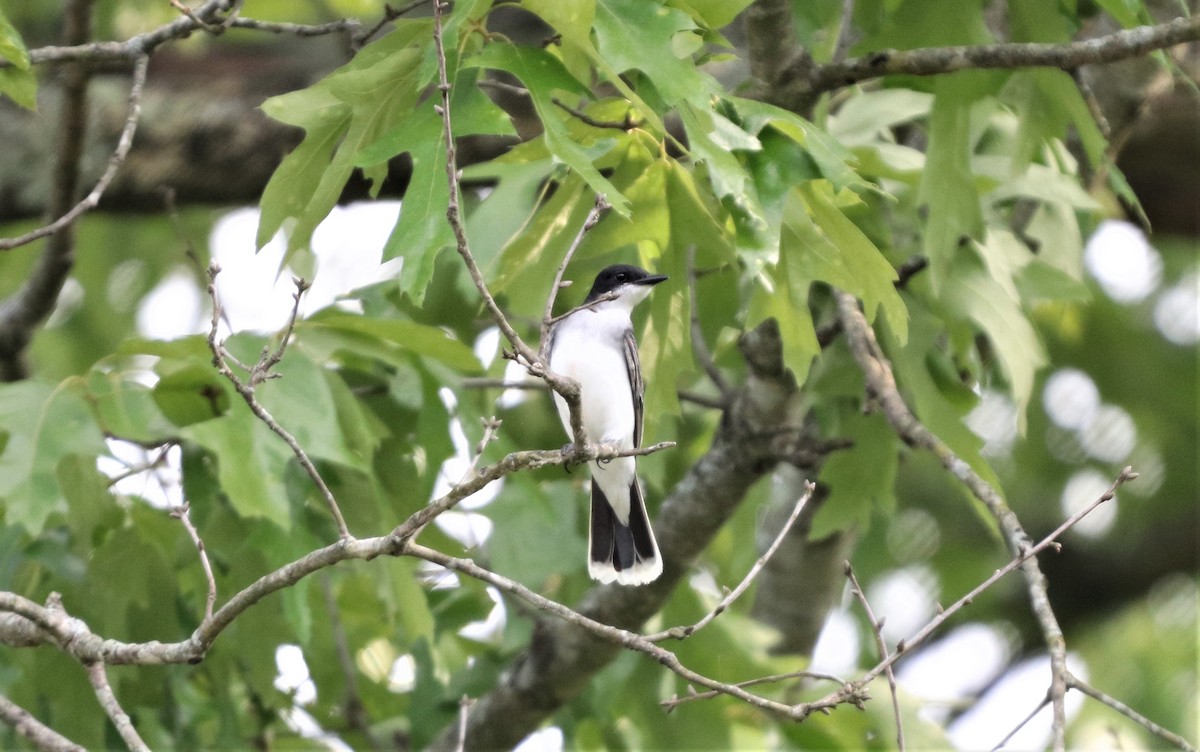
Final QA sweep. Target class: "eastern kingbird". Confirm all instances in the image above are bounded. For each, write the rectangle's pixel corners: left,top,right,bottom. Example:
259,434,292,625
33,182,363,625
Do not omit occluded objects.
547,264,667,586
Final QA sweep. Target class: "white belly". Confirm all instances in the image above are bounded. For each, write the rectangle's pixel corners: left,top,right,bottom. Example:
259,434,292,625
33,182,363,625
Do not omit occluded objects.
548,309,638,519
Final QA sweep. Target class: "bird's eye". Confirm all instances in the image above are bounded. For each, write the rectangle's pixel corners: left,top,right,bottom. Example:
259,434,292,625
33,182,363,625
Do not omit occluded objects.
616,273,627,282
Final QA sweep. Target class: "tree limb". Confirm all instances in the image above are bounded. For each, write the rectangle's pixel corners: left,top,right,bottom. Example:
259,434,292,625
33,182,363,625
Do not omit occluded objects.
0,693,85,752
809,15,1200,93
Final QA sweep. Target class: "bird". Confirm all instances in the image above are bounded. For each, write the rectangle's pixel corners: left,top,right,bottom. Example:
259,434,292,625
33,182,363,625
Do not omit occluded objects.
547,264,667,586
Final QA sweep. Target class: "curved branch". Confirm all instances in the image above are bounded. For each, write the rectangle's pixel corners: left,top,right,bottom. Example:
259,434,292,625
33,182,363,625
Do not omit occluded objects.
0,693,85,752
85,662,149,752
810,15,1200,92
834,290,1070,748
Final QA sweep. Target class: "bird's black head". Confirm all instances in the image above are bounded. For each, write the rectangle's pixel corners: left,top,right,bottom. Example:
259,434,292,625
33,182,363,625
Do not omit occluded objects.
584,264,668,304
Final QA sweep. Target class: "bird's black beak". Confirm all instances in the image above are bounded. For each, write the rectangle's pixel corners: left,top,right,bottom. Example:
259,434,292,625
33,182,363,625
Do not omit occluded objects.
636,274,668,287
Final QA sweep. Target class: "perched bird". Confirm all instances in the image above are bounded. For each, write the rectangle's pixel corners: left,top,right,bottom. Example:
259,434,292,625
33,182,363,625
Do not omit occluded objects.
547,264,667,585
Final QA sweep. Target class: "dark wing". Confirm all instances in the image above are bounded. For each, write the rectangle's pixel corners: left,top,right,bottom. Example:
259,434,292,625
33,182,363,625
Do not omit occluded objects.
623,329,644,448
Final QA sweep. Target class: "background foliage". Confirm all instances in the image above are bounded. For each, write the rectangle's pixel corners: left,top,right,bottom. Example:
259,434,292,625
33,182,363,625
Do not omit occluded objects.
0,0,1195,750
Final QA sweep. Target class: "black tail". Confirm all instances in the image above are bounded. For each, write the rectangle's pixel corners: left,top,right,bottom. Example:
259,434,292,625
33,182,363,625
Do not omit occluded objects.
589,480,662,585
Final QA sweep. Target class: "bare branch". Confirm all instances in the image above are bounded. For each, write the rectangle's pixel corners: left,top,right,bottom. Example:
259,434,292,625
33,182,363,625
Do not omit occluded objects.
431,0,538,370
205,266,351,539
0,693,85,752
430,0,595,451
660,670,845,712
1066,675,1197,752
456,695,473,752
170,503,217,622
990,692,1051,752
811,15,1200,92
835,289,1072,749
85,662,149,752
538,194,611,364
0,54,149,252
846,563,905,752
645,481,815,642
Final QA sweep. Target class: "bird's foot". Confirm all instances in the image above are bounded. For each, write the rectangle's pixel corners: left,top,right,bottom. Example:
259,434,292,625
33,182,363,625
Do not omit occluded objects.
560,443,582,472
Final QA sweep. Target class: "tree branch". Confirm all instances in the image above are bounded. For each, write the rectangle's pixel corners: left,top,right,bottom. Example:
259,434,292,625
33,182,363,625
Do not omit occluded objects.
644,481,815,642
0,693,85,752
810,15,1200,92
84,661,149,752
846,563,905,752
835,289,1072,749
205,266,352,539
0,0,101,379
1066,675,1197,752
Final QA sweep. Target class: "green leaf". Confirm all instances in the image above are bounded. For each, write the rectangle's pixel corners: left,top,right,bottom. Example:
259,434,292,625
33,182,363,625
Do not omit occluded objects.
746,258,819,387
0,65,36,110
0,9,35,109
882,302,1003,518
84,370,178,444
592,0,712,107
0,380,107,534
578,148,670,258
641,245,693,429
792,183,908,343
152,364,231,428
674,0,755,29
944,251,1047,427
257,22,433,254
830,89,933,146
813,412,898,537
918,72,993,290
733,96,870,193
467,43,629,214
361,70,515,303
181,403,292,530
486,173,589,305
295,310,482,373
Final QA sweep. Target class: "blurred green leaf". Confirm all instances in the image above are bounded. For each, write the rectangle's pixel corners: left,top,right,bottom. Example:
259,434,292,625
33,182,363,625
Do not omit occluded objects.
467,43,629,214
0,380,106,534
0,9,35,110
152,364,231,428
295,309,481,373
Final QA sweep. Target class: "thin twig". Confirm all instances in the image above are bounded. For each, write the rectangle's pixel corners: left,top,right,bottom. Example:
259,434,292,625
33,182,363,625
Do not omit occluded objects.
686,246,732,397
551,97,641,130
834,289,1071,750
645,481,815,641
1066,675,1197,752
990,691,1051,752
456,695,473,752
832,0,857,64
169,0,226,33
0,693,85,752
538,194,611,363
431,1,537,369
169,503,217,622
660,670,845,712
846,563,905,752
802,467,1139,716
0,55,149,251
85,662,150,752
431,0,592,448
404,542,814,719
353,0,430,49
677,389,727,410
460,377,545,390
205,265,351,539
